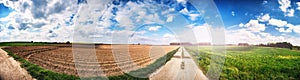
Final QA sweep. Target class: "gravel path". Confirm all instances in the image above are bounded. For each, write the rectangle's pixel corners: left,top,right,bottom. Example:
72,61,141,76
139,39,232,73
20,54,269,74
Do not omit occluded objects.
0,47,33,80
149,47,207,80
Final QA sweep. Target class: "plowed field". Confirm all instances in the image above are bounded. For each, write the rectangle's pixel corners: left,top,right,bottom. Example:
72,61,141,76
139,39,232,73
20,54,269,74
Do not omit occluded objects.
3,45,177,77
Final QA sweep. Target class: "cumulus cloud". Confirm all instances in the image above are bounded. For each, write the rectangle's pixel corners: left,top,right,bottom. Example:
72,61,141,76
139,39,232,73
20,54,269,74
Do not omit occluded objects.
267,18,300,34
189,14,200,21
286,24,300,34
0,0,78,42
179,8,189,15
177,0,187,4
148,26,161,31
238,23,244,27
163,33,174,38
286,9,294,17
184,23,300,46
263,1,268,4
191,23,212,43
231,11,235,16
268,18,287,27
0,0,174,43
278,0,291,12
244,20,266,32
297,2,300,10
225,17,300,46
226,29,294,45
114,1,166,30
278,0,294,17
129,32,178,45
166,15,174,22
258,14,270,22
275,27,292,33
179,8,201,21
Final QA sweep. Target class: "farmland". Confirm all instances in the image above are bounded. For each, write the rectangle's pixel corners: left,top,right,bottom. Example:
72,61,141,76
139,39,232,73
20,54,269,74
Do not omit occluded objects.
185,46,300,79
2,44,178,79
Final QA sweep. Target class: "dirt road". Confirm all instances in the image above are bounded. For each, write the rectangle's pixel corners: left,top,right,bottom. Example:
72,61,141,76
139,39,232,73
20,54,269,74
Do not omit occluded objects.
0,47,33,80
149,47,207,80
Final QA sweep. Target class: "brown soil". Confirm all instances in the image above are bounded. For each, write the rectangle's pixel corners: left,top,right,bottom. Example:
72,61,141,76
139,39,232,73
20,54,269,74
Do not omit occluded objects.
2,45,178,77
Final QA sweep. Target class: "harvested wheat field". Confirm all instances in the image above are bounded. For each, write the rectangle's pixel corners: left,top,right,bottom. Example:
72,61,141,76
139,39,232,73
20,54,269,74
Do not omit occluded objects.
3,45,178,77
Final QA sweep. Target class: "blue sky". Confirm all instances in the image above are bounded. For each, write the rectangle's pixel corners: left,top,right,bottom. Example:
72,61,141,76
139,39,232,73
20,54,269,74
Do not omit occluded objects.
0,0,300,45
0,3,12,18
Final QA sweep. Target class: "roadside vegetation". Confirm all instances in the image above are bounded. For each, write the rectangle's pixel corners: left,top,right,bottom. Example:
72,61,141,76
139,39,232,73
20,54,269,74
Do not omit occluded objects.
186,46,300,79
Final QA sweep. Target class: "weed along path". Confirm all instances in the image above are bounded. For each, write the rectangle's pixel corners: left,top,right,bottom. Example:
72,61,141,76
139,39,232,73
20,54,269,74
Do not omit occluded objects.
0,47,33,80
149,47,207,80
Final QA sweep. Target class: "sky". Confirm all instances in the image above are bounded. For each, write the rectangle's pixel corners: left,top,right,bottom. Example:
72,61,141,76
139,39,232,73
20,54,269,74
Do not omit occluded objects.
0,0,300,45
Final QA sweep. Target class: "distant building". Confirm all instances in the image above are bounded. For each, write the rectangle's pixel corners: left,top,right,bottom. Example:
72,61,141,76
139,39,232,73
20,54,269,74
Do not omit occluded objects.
238,43,249,46
197,42,211,46
170,42,192,45
226,44,236,46
170,43,180,45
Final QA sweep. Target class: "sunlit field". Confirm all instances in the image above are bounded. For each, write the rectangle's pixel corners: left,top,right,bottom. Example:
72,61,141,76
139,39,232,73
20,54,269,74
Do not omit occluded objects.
186,46,300,79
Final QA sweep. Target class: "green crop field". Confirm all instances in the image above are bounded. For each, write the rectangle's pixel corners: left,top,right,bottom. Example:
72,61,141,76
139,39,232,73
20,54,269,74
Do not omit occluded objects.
185,46,300,80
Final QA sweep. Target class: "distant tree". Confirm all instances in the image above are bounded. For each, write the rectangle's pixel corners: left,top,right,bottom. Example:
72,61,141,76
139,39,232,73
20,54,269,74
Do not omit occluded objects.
238,43,249,46
31,41,33,43
66,41,70,44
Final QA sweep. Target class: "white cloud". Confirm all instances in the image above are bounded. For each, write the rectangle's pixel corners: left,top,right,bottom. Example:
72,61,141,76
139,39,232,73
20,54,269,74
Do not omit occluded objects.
258,14,270,22
286,9,294,17
244,20,266,32
231,11,235,16
238,23,244,27
163,33,174,38
263,1,268,4
177,0,187,4
278,0,291,12
192,23,212,43
286,24,300,34
275,27,292,33
268,18,287,27
266,18,300,34
115,11,134,28
166,15,174,22
161,8,175,15
278,0,294,17
189,14,200,21
179,8,201,21
184,23,300,46
179,8,189,15
179,23,213,44
0,0,78,42
297,2,300,10
0,0,173,43
148,26,161,31
115,1,165,29
129,33,178,45
225,29,299,45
